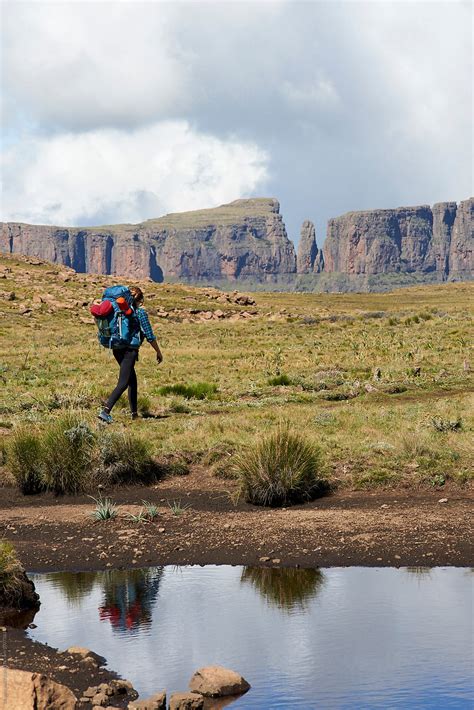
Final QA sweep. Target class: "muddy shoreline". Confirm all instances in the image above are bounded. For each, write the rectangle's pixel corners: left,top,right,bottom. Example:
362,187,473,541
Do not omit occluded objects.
1,469,472,570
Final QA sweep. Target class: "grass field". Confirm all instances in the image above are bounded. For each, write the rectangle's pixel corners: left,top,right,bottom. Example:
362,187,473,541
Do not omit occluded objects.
0,252,472,491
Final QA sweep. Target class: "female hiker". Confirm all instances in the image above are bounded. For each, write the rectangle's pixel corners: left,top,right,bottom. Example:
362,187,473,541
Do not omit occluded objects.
98,286,163,423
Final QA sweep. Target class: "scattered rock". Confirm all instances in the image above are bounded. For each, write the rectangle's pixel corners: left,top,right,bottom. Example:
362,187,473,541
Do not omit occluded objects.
2,668,77,709
169,691,204,709
438,498,448,504
62,646,105,667
189,666,251,698
109,679,135,695
259,556,270,562
128,690,166,709
91,691,108,706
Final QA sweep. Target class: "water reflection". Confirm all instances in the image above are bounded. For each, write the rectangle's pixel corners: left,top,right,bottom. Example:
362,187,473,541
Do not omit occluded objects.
45,571,98,603
240,567,324,611
27,566,473,708
98,568,163,633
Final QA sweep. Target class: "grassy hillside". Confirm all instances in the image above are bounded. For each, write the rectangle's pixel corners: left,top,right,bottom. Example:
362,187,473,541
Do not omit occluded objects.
0,252,472,490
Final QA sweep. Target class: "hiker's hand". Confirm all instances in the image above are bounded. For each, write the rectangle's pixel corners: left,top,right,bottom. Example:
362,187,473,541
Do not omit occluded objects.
156,351,163,364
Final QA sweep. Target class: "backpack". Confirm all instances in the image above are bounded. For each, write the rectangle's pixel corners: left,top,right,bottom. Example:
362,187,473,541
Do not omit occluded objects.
90,285,141,349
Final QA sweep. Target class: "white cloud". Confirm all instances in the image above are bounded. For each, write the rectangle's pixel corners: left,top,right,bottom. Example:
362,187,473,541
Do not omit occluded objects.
0,0,471,238
1,121,269,225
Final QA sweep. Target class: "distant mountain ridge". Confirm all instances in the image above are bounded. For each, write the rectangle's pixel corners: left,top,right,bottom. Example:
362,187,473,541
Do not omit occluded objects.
1,197,472,292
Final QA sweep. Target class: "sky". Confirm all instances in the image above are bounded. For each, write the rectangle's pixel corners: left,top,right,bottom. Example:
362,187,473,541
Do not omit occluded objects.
1,0,472,246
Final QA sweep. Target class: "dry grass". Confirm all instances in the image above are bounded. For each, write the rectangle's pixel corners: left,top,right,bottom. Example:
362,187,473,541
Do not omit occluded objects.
0,252,472,492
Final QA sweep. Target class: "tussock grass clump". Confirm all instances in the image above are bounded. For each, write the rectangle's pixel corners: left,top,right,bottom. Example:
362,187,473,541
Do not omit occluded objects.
0,541,23,600
167,398,191,414
268,374,292,386
0,540,38,609
8,430,45,494
41,415,96,494
234,427,326,507
97,431,161,484
159,382,218,400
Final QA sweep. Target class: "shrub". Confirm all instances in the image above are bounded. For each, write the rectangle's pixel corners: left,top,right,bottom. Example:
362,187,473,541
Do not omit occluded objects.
267,374,292,386
41,415,95,495
159,382,218,400
8,430,45,494
234,427,326,507
97,431,161,484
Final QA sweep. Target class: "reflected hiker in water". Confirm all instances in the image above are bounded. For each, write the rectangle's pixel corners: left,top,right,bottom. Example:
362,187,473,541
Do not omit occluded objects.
98,568,163,633
241,567,324,611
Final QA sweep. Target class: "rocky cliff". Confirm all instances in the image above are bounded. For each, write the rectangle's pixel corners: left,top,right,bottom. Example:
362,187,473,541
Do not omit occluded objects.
0,198,297,284
1,197,472,289
297,221,324,274
322,198,473,280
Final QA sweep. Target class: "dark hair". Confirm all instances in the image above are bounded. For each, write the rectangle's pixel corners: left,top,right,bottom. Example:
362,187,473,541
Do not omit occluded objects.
130,286,144,304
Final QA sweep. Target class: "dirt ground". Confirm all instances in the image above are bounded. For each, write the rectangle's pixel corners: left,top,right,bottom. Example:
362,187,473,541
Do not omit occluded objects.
1,467,472,570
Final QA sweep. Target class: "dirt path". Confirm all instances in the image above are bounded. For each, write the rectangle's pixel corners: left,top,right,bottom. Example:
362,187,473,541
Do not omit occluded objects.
0,469,472,570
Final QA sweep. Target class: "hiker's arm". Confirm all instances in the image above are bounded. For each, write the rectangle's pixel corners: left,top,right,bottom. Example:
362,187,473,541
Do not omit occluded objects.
150,338,163,363
137,308,163,363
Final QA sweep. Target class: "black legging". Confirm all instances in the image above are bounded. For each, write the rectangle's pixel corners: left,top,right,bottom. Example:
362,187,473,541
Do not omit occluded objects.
105,348,139,413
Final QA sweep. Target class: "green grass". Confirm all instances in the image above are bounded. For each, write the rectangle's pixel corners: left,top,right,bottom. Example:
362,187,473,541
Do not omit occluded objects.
0,540,27,608
234,426,326,507
158,382,218,400
0,252,472,493
97,431,161,484
268,374,292,386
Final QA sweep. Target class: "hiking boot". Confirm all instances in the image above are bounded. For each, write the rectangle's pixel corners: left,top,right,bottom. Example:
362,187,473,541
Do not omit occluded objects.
98,409,113,424
131,412,139,420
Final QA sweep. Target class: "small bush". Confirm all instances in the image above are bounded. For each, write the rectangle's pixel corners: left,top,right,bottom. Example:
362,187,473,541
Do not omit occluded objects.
159,382,218,400
8,430,45,494
97,431,161,484
268,374,292,386
41,415,95,494
234,427,326,507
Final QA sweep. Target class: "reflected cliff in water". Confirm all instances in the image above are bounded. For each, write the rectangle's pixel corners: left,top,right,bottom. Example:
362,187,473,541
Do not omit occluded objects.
240,567,324,611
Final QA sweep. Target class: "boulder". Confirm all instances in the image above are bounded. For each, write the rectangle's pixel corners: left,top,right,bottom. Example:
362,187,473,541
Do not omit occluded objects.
1,668,77,709
189,666,250,698
168,692,204,710
61,646,105,667
128,690,166,709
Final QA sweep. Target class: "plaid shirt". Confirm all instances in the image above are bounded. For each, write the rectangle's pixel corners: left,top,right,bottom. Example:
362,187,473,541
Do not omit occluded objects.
136,307,156,343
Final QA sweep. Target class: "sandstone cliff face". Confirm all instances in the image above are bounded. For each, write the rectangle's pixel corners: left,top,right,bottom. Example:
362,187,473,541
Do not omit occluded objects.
322,199,473,280
1,198,297,283
297,221,324,274
1,197,472,287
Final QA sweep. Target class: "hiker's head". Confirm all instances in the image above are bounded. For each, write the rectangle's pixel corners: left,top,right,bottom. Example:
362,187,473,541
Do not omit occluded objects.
130,286,144,305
